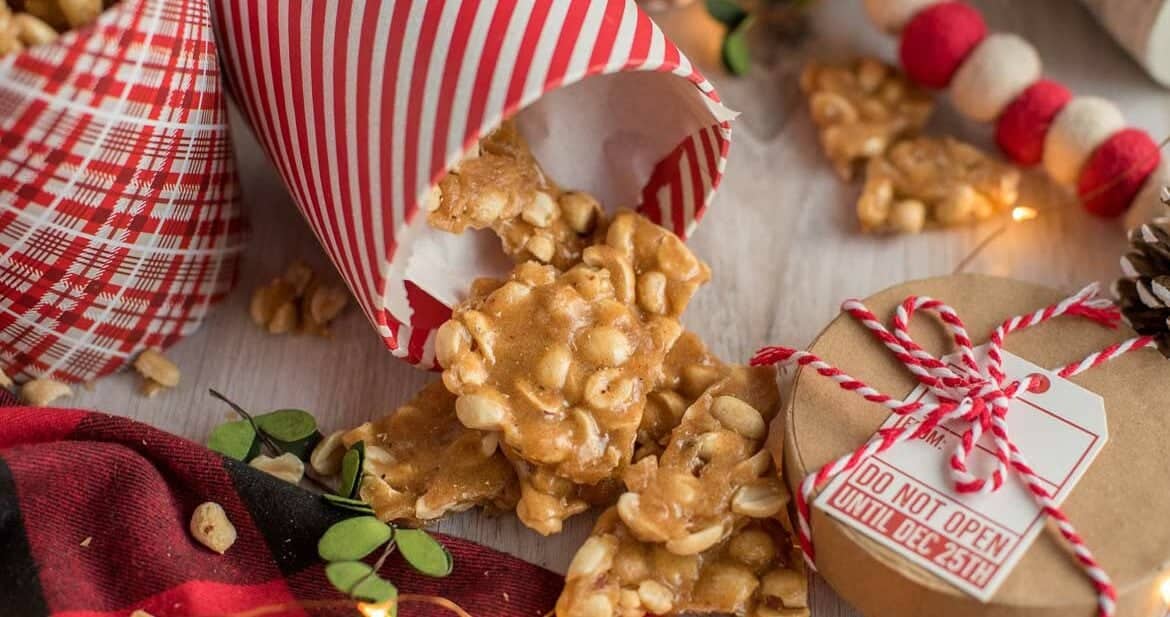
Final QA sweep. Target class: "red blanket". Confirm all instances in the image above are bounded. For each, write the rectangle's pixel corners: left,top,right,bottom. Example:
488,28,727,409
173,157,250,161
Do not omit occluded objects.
0,391,562,617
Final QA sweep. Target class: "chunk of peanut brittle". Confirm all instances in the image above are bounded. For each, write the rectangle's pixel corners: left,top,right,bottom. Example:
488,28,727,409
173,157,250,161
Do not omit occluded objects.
557,367,805,617
636,331,728,461
437,257,684,533
428,121,542,232
557,511,807,617
597,210,712,320
427,120,603,269
341,382,518,524
618,366,788,547
858,136,1021,233
802,58,934,180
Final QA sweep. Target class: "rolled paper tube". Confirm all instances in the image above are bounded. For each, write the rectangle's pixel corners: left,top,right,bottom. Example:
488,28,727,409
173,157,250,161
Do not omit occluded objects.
899,1,988,89
0,0,244,384
949,33,1042,123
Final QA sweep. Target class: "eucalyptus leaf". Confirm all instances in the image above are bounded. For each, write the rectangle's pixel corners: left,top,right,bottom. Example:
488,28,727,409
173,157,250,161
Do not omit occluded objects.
207,420,257,462
706,0,746,26
318,516,393,562
338,441,365,499
722,16,754,76
255,409,318,442
395,529,453,577
325,561,398,604
323,494,375,514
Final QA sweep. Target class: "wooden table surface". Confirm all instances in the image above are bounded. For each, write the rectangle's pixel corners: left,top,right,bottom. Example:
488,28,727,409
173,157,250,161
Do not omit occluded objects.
67,1,1170,614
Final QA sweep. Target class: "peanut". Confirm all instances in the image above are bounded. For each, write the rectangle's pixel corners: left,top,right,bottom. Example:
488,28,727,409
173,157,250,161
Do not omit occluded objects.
21,378,71,406
189,502,236,554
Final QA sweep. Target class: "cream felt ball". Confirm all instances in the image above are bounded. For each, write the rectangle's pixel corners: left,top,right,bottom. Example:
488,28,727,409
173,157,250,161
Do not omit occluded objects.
950,34,1041,122
863,0,943,33
1043,96,1126,186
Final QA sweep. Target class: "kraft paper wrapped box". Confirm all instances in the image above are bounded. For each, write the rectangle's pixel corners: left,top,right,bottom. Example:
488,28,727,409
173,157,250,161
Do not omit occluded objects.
773,274,1170,617
0,0,245,384
210,0,737,367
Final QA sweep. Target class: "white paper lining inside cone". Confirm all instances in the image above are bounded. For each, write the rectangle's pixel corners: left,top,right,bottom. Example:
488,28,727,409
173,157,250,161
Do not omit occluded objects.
384,70,736,336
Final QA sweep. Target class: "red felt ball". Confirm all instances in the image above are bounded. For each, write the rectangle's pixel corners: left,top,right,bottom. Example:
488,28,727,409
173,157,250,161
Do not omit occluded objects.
995,79,1072,166
1077,128,1162,218
899,2,988,89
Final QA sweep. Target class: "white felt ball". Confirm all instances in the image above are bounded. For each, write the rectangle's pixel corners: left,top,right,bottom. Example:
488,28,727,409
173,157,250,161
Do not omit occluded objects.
863,0,943,33
950,34,1041,123
1123,161,1170,229
1043,97,1126,187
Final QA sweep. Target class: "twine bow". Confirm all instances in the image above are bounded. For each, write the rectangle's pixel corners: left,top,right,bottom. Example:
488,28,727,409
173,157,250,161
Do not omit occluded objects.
751,284,1156,617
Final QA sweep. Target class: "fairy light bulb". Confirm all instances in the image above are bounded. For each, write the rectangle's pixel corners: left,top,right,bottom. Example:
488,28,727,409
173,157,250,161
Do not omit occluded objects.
1011,206,1039,222
357,601,391,617
952,205,1043,273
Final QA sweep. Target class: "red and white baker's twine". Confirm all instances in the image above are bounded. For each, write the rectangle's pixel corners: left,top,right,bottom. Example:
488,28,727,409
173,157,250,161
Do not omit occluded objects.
751,284,1156,617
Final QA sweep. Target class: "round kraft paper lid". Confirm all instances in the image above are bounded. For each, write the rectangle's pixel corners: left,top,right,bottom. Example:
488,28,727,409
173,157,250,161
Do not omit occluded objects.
777,274,1170,617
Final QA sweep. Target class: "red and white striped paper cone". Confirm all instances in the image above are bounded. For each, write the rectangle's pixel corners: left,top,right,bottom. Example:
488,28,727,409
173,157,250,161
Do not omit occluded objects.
0,0,245,384
211,0,735,366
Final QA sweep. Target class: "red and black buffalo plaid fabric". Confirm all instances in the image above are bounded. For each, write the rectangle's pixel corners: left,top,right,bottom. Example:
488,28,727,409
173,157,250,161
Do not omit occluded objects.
0,390,563,617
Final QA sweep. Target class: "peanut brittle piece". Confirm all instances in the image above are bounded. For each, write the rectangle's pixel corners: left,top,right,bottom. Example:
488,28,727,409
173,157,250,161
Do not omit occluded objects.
557,508,807,617
636,331,728,461
341,382,518,525
618,366,789,547
493,190,605,269
426,121,604,269
857,136,1021,234
557,367,806,617
801,58,934,180
596,210,712,320
436,259,683,533
427,121,542,233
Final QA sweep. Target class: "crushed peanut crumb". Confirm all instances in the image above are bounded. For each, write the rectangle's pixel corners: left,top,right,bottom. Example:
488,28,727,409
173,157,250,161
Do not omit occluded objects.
249,260,350,337
21,378,71,407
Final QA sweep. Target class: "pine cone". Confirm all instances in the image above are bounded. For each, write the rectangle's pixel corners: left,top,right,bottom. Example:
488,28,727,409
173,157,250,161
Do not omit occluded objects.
1116,186,1170,356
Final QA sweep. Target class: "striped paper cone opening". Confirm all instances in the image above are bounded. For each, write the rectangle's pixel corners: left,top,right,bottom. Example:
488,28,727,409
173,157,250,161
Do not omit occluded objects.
0,0,246,384
212,0,735,367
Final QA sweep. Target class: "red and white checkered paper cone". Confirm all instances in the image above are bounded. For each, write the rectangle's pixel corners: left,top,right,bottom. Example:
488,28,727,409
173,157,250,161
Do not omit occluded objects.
212,0,735,366
0,0,245,384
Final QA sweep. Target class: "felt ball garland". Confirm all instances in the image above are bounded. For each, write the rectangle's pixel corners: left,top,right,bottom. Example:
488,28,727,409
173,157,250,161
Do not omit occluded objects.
867,0,1163,218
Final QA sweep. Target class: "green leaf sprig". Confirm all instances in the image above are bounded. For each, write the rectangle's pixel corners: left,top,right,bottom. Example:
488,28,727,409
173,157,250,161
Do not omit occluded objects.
206,389,331,492
318,516,453,613
205,389,456,614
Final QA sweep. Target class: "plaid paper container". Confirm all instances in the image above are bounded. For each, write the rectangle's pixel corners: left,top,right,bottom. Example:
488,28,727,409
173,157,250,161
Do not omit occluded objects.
0,0,246,384
213,0,736,367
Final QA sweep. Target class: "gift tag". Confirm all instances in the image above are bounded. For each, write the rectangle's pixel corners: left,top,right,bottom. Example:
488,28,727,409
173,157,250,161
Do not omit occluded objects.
814,347,1107,602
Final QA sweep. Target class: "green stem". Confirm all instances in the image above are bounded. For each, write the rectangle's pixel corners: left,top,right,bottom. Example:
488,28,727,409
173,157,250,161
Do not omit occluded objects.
347,529,398,597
